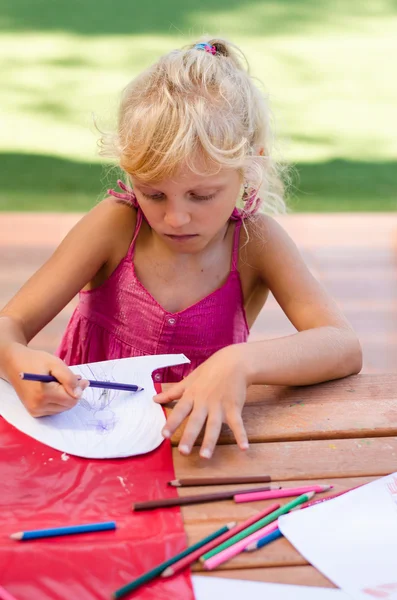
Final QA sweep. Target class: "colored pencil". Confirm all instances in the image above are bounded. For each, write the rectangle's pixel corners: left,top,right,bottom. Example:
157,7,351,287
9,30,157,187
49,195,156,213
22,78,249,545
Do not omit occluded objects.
234,484,332,503
132,485,280,511
168,475,271,487
245,527,283,551
161,504,280,578
203,522,279,570
299,486,360,509
201,491,315,562
10,521,116,541
0,585,19,600
112,522,234,599
19,372,143,393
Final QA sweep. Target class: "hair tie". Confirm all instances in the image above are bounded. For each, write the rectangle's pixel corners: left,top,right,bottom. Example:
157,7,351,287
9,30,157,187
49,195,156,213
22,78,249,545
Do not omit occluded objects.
194,42,217,55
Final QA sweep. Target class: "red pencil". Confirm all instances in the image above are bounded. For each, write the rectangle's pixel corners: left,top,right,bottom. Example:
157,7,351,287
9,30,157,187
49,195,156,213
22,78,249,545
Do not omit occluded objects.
161,503,280,578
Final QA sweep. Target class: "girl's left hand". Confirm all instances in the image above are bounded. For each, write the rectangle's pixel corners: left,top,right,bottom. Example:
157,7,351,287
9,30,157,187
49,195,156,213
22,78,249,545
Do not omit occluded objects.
153,344,250,458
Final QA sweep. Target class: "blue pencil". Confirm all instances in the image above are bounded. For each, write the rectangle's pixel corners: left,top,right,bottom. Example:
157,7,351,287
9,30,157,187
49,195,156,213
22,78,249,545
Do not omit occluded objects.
10,521,117,540
20,372,143,393
244,528,283,551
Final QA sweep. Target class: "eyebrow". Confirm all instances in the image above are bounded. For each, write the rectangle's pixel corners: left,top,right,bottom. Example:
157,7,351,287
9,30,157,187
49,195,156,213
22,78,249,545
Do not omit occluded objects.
136,183,226,194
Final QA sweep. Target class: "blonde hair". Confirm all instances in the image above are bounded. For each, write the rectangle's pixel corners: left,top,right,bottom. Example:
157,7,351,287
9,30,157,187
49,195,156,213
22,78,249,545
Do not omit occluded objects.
100,38,287,215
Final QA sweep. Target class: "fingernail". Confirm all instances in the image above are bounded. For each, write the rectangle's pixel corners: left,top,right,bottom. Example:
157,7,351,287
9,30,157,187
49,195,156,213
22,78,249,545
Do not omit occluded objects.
162,429,171,438
179,444,190,455
200,449,211,459
240,442,249,450
73,386,83,398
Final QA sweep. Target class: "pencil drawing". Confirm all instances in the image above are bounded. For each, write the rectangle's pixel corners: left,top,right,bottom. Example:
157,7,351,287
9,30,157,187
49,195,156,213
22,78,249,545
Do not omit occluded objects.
76,364,118,434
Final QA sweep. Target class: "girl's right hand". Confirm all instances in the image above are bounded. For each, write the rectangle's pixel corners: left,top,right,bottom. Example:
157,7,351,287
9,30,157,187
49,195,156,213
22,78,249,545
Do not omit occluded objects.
6,344,86,417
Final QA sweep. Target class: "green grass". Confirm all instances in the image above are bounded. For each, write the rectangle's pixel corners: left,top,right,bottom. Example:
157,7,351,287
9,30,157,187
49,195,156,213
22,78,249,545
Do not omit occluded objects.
1,153,396,212
0,1,396,211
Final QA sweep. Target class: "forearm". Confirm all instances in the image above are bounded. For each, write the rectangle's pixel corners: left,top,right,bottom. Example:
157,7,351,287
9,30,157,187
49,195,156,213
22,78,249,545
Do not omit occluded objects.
240,326,362,387
0,315,28,380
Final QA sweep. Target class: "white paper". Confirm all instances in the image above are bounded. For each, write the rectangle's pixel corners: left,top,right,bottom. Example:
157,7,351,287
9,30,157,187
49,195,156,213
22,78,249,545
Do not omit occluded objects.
191,576,347,599
279,473,397,600
0,353,189,459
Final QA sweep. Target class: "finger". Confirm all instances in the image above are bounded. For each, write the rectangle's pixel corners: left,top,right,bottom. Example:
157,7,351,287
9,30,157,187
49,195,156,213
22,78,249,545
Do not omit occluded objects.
200,412,223,459
153,381,186,403
76,377,90,391
227,412,249,450
178,407,208,455
21,382,79,417
45,402,75,415
29,402,74,418
161,396,194,439
49,362,83,399
42,384,81,408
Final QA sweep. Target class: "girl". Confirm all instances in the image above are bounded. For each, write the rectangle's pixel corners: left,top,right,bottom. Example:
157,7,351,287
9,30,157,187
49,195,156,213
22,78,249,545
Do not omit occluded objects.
0,39,362,459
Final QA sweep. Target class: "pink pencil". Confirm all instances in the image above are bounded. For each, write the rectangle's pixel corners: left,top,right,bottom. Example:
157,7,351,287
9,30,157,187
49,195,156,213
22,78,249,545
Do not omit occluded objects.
0,585,19,600
234,484,332,504
203,522,279,570
161,503,280,578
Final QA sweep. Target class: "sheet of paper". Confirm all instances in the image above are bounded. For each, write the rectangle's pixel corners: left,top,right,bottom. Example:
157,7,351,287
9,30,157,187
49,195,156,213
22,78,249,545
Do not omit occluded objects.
279,472,397,600
0,353,189,459
191,576,347,599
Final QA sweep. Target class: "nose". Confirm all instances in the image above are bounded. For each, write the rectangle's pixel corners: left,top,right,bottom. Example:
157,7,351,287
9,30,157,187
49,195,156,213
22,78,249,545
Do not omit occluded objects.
163,204,191,229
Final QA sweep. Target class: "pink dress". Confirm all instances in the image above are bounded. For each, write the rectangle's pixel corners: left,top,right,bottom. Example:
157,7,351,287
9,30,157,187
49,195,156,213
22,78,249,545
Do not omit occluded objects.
57,187,249,383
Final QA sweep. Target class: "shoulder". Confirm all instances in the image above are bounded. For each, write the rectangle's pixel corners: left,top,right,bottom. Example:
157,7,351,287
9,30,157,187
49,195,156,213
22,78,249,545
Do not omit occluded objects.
73,196,137,260
239,214,298,280
84,196,137,236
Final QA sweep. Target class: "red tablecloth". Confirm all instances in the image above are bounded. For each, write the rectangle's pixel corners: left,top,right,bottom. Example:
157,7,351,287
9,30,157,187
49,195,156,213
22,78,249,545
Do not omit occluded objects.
0,416,194,600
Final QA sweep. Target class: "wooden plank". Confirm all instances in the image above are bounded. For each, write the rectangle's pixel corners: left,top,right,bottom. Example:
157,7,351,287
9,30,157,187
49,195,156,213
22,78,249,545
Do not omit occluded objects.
198,566,335,587
178,476,376,524
175,438,396,570
168,374,397,445
173,437,397,482
180,477,376,571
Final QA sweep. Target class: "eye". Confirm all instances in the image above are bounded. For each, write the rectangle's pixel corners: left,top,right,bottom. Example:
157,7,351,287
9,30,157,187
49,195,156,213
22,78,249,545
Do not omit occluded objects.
191,193,216,201
141,192,164,201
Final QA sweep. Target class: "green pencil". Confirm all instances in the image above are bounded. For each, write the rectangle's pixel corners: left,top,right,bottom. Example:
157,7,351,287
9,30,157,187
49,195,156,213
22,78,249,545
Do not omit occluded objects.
112,522,234,598
200,491,315,561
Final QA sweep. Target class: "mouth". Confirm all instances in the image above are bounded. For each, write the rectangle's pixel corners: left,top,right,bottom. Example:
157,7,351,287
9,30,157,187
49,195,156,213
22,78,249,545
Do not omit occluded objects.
164,234,198,241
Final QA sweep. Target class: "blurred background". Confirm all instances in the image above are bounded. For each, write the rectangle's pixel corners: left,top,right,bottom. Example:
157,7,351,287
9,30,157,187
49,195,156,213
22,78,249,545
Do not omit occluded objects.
0,0,396,213
1,1,396,372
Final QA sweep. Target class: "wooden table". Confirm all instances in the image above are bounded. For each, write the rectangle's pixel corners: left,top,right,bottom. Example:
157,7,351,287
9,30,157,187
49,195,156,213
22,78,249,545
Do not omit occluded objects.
1,212,397,588
167,373,397,587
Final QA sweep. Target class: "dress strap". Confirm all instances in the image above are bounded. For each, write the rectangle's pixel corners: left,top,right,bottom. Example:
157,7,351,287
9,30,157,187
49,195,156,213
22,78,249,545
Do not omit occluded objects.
231,218,243,272
108,179,139,208
108,179,142,261
126,207,143,261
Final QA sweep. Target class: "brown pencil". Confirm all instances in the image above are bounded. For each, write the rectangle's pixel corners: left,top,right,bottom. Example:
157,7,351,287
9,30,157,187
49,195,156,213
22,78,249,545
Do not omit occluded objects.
168,475,272,487
132,485,280,511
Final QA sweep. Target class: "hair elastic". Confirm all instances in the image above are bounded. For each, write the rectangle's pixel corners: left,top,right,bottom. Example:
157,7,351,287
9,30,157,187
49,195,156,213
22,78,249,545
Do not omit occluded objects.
194,42,217,55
